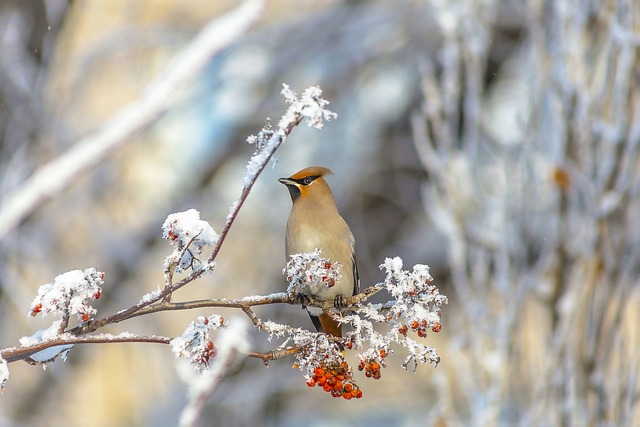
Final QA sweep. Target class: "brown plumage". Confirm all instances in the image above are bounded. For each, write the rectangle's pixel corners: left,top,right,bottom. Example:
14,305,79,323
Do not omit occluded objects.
279,166,359,337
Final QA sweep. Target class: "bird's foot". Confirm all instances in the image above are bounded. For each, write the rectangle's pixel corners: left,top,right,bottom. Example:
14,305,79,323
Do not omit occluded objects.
295,293,311,309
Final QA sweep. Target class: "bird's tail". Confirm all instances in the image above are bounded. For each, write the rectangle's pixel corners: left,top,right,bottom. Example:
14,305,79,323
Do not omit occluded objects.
309,311,342,336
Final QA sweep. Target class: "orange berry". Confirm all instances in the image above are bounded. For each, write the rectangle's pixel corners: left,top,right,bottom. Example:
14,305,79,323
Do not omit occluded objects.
356,390,363,398
81,313,90,321
331,389,342,398
317,376,327,386
365,370,372,378
432,322,442,333
334,380,343,390
379,349,387,358
343,392,352,400
344,383,353,393
373,371,381,380
323,383,332,392
417,329,426,338
31,303,43,316
306,378,316,387
398,325,408,335
314,367,324,377
410,320,419,329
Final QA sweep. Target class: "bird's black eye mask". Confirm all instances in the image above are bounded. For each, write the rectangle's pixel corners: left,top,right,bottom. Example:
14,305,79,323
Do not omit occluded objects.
292,175,320,186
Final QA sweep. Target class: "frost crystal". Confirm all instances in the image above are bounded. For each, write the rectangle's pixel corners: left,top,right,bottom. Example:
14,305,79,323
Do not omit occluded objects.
29,268,104,322
243,84,336,188
284,249,342,295
162,209,218,272
0,357,8,392
171,315,226,373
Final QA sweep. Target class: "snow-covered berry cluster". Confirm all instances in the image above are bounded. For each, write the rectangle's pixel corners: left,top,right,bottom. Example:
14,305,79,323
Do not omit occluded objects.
29,268,104,322
284,249,342,295
171,315,226,373
162,209,218,272
380,257,445,334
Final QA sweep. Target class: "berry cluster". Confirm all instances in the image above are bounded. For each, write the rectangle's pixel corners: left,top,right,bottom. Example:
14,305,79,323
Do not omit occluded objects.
398,319,442,337
358,349,388,380
306,362,362,399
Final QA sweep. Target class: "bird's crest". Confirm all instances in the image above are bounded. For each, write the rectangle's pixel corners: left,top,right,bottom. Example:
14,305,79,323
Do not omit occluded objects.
289,166,333,180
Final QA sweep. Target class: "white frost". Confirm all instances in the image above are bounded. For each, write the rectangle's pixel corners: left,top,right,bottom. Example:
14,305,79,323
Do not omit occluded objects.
0,357,8,392
243,84,336,188
162,209,218,251
29,268,104,321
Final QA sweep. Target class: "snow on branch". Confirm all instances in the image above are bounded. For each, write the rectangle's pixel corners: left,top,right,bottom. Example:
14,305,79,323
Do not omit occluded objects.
28,268,104,322
0,357,8,393
163,209,219,273
243,84,337,187
171,315,226,373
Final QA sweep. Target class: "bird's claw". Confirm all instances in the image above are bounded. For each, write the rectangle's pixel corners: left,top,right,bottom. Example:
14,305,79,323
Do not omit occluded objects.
295,293,311,309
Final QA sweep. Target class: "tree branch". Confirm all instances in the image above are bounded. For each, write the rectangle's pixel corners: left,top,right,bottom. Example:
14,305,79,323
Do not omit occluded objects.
0,0,266,239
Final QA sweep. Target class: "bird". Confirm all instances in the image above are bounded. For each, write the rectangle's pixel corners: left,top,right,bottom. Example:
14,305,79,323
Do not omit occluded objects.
279,166,359,338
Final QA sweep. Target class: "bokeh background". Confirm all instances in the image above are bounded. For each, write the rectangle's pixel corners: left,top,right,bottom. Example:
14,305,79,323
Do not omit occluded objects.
1,0,639,426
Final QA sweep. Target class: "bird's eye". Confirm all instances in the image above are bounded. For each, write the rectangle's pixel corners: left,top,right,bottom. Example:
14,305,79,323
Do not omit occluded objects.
303,177,313,185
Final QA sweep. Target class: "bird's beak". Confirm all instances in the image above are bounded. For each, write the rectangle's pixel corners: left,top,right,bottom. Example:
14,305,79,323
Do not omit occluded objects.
278,177,295,186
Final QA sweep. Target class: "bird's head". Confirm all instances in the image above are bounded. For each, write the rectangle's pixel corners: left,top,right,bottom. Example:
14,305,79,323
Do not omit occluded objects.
278,166,334,203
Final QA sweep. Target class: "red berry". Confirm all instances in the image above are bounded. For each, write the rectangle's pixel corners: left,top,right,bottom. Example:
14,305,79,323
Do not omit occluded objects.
31,303,43,316
432,322,442,333
81,313,90,321
306,378,316,387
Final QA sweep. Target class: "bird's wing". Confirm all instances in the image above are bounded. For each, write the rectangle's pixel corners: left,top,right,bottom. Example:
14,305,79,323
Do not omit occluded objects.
352,253,360,296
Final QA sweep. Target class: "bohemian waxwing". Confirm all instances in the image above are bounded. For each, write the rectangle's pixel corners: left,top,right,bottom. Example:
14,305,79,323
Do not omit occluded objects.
279,166,360,337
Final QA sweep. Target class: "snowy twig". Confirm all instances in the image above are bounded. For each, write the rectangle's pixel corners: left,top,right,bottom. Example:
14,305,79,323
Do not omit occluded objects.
1,334,171,364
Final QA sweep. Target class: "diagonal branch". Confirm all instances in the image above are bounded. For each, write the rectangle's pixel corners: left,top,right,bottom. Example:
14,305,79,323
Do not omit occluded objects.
0,0,266,239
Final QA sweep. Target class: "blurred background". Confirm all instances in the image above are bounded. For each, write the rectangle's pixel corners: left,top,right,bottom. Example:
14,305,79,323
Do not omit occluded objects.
1,0,639,425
